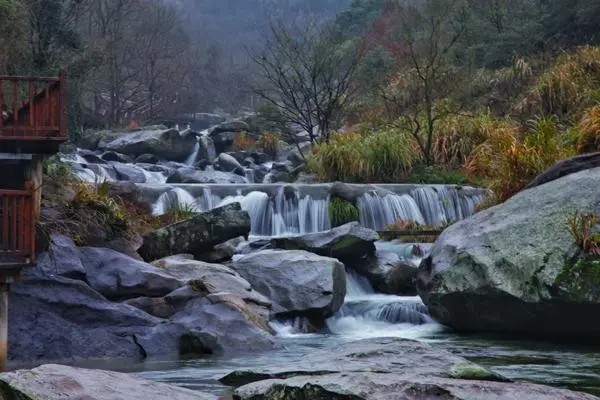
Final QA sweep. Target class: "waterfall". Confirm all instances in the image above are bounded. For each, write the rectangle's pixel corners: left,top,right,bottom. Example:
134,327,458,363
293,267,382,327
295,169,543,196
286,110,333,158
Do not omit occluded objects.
149,184,483,236
185,139,200,166
357,193,426,231
200,134,217,162
326,270,439,339
153,187,199,215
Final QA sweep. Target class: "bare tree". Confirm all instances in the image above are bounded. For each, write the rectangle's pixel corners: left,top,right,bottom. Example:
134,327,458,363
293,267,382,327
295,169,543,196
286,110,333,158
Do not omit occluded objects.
252,21,363,144
380,0,467,165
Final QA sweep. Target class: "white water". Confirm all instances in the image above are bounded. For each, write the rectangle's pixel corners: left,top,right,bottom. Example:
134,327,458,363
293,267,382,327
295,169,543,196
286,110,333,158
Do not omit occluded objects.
150,185,483,236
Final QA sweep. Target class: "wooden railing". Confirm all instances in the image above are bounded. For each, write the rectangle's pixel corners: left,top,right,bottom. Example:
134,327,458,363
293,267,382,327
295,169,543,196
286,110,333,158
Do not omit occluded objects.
0,71,67,141
0,184,35,263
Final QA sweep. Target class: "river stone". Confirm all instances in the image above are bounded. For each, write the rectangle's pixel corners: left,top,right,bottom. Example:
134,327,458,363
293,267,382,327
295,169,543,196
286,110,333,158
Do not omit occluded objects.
139,203,251,261
223,338,596,400
350,250,419,295
217,153,244,172
167,167,247,184
0,364,217,400
104,128,197,162
208,119,249,135
231,250,346,320
270,222,379,261
526,152,600,189
152,254,271,307
417,167,600,337
79,247,182,300
101,150,132,163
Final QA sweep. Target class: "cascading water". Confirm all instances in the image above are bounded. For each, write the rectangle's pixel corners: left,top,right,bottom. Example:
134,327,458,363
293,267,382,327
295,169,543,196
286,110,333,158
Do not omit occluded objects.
357,193,426,230
326,270,441,340
149,184,484,236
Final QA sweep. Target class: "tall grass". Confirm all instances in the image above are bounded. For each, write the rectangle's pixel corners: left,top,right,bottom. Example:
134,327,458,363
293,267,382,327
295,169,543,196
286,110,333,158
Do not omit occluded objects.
309,128,415,182
257,131,281,158
467,116,573,200
576,105,600,154
232,131,256,151
528,46,600,119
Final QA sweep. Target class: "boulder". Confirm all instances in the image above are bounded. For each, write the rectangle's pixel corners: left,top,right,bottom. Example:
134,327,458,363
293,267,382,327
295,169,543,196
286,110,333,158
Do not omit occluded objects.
79,247,182,300
223,337,595,400
104,128,197,162
417,167,600,338
139,203,251,261
77,149,106,164
111,163,149,183
199,236,247,263
217,153,244,173
9,235,274,363
0,364,217,400
101,150,132,163
166,168,247,184
209,131,237,154
350,250,419,295
232,250,346,320
270,222,379,262
135,153,161,164
208,120,250,135
526,152,600,189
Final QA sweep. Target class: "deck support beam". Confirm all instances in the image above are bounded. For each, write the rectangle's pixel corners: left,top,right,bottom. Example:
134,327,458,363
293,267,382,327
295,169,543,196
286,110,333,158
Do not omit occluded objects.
0,283,8,372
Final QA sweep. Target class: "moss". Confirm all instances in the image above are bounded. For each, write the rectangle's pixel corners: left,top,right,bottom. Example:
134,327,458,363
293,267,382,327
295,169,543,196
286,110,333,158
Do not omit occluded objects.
448,362,503,381
555,256,600,302
328,197,359,227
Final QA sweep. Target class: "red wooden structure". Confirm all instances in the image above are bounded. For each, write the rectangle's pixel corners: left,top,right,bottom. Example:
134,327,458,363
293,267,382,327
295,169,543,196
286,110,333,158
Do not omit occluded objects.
0,71,68,154
0,71,67,268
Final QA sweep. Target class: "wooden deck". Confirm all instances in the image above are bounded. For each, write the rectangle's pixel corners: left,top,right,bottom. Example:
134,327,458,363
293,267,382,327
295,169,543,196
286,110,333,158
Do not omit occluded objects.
0,71,68,153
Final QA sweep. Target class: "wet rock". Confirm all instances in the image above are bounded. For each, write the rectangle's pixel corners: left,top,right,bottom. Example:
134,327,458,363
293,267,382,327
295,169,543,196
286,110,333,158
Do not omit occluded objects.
418,167,600,338
199,236,247,263
0,364,217,400
135,153,161,164
208,120,250,135
111,163,148,183
350,250,419,295
104,128,197,162
270,222,379,262
79,247,182,300
77,149,106,164
167,167,247,184
217,153,244,173
139,203,251,261
232,250,346,320
526,152,600,189
223,338,595,400
101,150,132,163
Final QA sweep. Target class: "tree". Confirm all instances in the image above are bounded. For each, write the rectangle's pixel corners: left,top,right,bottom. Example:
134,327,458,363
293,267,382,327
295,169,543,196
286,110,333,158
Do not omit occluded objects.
379,0,468,165
252,21,363,144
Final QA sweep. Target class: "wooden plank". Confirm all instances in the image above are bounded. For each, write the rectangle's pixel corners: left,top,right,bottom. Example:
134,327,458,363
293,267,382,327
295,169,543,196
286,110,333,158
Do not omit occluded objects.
10,197,16,252
0,80,4,128
59,70,67,137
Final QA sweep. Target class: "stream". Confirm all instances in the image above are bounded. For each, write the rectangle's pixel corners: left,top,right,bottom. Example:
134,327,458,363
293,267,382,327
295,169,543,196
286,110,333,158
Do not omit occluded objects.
129,271,600,397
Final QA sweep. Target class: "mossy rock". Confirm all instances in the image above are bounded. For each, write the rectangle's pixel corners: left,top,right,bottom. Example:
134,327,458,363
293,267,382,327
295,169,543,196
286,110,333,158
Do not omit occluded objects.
555,256,600,302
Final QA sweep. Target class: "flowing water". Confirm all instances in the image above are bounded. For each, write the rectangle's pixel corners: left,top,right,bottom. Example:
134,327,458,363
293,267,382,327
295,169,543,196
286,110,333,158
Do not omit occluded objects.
131,270,600,397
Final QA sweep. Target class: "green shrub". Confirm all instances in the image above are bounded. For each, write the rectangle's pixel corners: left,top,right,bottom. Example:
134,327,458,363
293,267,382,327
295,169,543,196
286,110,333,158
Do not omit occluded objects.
309,128,415,183
328,196,359,227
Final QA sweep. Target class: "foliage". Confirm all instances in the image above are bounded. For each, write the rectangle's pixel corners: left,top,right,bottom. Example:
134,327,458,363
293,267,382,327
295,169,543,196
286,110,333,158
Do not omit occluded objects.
43,155,73,184
328,196,359,227
567,211,600,256
466,116,573,201
309,128,415,183
407,164,469,185
71,181,127,236
382,219,438,243
527,46,600,119
161,201,198,225
232,131,256,151
257,131,281,159
576,105,600,154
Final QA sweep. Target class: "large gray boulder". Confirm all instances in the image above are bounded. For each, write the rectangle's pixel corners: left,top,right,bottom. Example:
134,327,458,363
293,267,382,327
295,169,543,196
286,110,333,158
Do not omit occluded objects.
231,250,346,321
8,235,274,363
167,167,247,184
103,128,197,162
80,247,182,300
139,203,251,261
208,120,250,154
270,222,379,261
0,364,217,400
223,337,595,400
417,167,600,338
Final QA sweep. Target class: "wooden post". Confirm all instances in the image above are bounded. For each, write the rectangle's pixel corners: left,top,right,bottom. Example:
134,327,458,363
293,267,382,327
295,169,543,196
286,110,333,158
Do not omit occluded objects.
0,283,8,372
